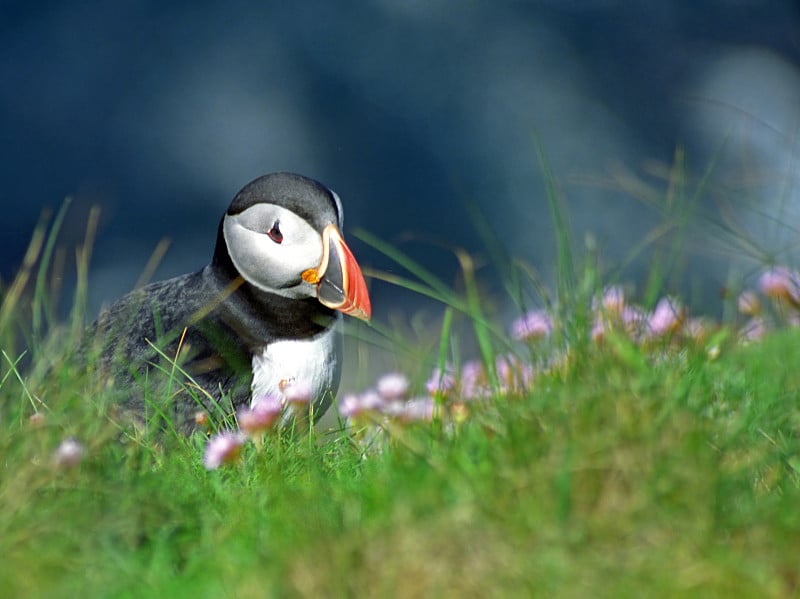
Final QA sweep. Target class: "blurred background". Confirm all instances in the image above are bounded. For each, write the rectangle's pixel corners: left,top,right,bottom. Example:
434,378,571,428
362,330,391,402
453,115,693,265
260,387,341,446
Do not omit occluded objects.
2,1,800,325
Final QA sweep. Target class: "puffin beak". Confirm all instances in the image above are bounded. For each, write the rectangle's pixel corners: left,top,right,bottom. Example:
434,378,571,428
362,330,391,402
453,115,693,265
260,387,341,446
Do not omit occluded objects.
302,224,371,321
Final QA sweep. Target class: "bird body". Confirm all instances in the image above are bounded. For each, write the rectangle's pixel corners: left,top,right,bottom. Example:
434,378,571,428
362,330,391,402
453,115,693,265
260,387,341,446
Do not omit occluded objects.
85,172,370,432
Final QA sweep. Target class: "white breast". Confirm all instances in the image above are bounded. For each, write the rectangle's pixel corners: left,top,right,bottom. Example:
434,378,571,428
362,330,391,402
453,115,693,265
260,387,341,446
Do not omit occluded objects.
250,325,341,410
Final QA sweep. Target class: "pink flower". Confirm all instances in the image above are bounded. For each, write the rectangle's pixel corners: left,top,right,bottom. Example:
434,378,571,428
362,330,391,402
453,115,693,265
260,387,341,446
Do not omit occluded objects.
376,373,410,401
53,438,85,468
194,411,210,429
519,362,536,389
338,393,363,419
426,365,456,396
254,393,284,413
510,310,553,341
737,290,761,316
397,397,435,423
203,432,246,470
283,380,314,407
460,360,488,400
494,355,519,393
740,317,767,343
28,412,46,427
238,394,282,436
598,286,625,315
759,267,800,306
621,305,647,335
647,297,683,337
495,354,531,394
360,390,385,412
683,317,713,342
338,390,384,420
590,317,607,343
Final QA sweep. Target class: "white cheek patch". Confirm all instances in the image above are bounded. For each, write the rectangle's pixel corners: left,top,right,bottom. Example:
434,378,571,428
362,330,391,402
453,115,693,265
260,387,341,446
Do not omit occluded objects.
223,208,323,297
225,222,297,285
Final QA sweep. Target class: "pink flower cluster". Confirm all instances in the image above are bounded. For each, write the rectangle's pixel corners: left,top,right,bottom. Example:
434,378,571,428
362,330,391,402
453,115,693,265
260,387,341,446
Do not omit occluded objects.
203,432,246,469
588,288,701,344
736,266,800,342
336,289,711,446
757,267,800,306
425,356,534,401
511,267,800,365
202,379,315,470
338,270,800,445
338,373,435,424
508,289,709,347
510,309,553,341
506,287,722,350
336,358,541,451
200,266,800,467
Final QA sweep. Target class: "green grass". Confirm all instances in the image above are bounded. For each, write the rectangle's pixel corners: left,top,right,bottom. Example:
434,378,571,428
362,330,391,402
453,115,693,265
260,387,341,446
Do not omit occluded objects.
4,190,800,597
4,323,800,597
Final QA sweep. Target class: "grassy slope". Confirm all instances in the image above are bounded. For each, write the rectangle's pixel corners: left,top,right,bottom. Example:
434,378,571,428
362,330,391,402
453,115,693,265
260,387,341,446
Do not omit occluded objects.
2,324,800,598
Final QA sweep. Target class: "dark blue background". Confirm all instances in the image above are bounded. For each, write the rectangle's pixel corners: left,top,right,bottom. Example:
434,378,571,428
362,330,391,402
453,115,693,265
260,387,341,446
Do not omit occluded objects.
2,1,799,319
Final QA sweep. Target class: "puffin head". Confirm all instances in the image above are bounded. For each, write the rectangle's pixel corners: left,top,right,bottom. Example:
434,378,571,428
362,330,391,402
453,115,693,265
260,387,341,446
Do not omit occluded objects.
220,172,371,321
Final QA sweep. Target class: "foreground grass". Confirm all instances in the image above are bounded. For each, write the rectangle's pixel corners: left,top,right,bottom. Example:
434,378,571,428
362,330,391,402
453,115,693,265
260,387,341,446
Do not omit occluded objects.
2,322,800,597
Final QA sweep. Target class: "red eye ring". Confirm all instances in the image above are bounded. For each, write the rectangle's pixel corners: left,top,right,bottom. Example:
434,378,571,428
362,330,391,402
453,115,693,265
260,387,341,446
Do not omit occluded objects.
268,221,283,244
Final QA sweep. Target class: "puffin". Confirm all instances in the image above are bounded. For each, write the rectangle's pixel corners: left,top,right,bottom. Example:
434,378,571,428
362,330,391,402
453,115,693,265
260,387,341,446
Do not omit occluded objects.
84,172,371,432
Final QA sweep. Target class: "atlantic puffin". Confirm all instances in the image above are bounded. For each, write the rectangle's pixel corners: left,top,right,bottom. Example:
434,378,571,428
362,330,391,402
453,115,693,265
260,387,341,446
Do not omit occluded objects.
85,172,371,431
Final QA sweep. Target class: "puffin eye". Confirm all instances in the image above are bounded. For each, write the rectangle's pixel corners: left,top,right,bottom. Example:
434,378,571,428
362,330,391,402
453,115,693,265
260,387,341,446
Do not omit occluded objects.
267,221,283,244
